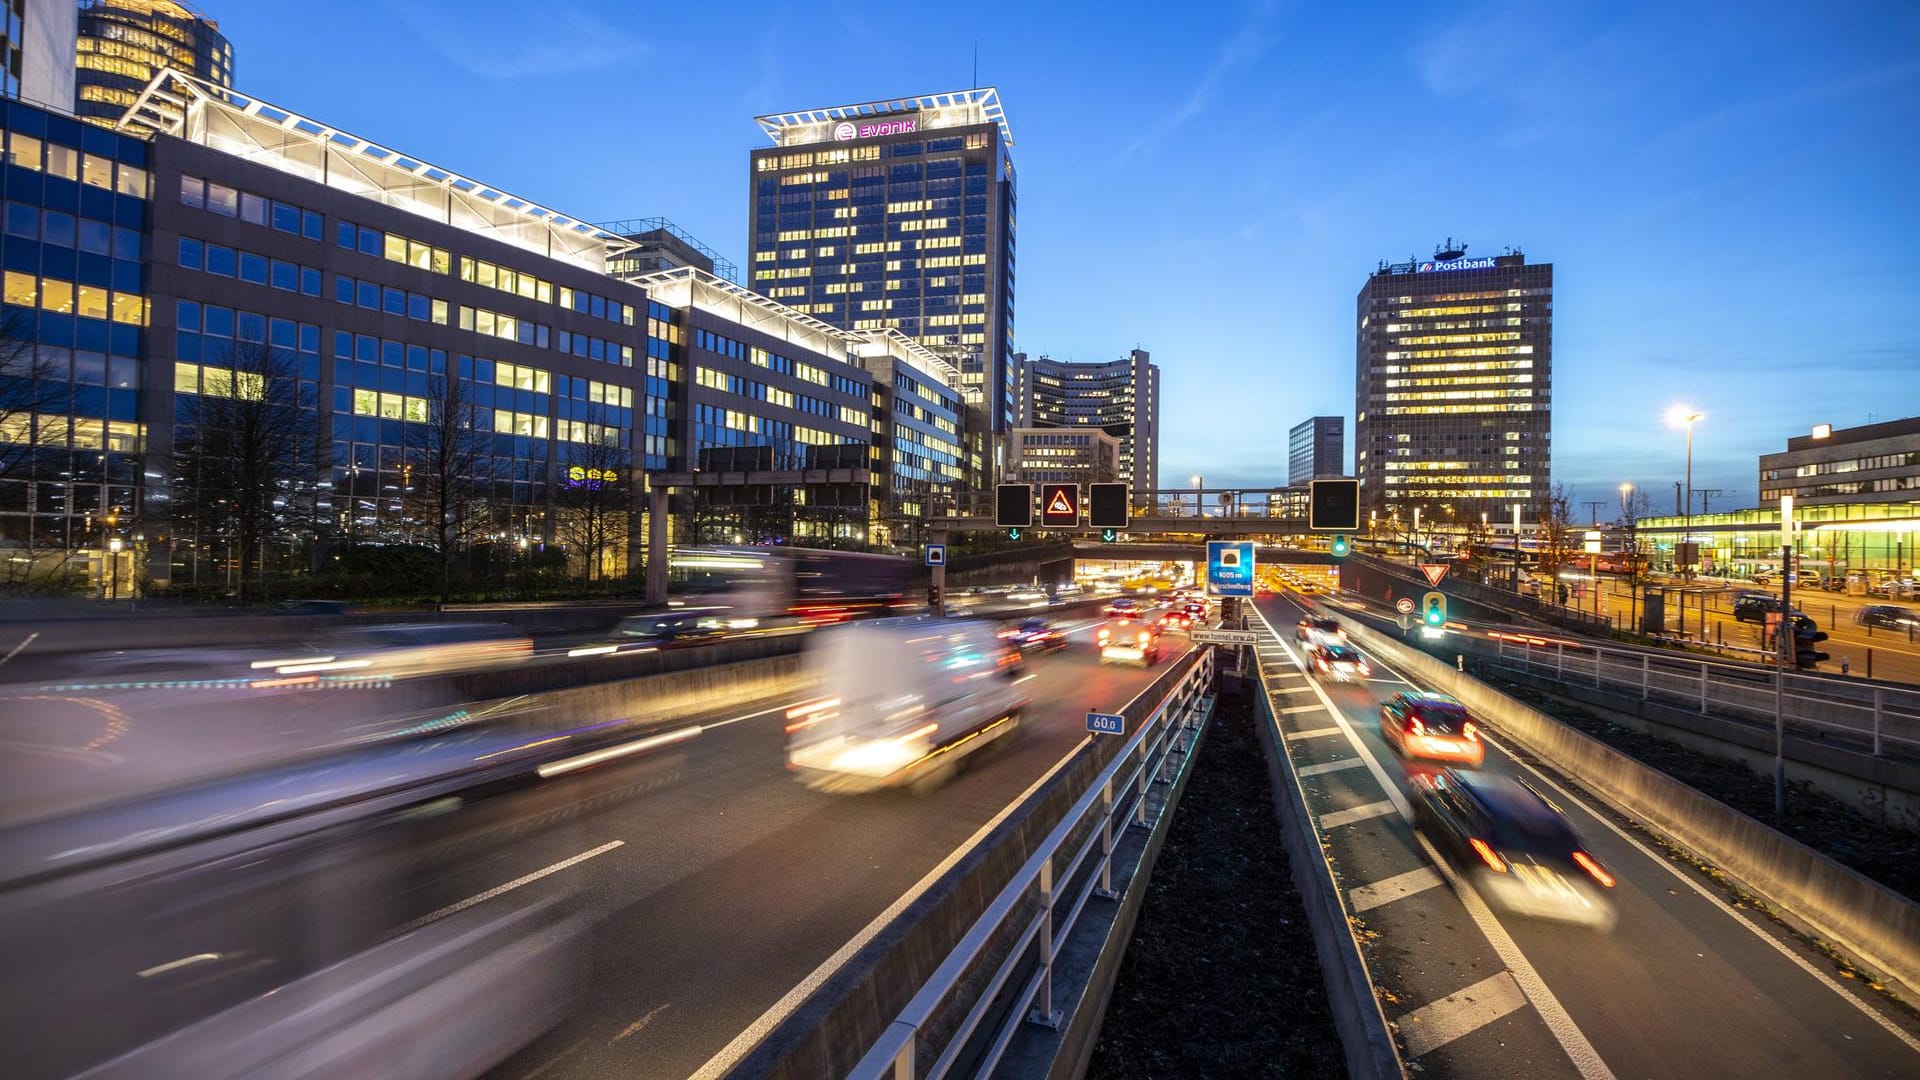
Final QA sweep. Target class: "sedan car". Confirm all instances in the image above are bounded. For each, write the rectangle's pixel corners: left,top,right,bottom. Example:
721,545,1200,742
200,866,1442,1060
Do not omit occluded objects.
1097,618,1163,667
1296,617,1345,646
999,617,1068,653
1103,597,1142,619
1160,608,1193,632
1410,769,1617,928
1380,691,1484,767
1856,605,1920,632
1308,643,1371,683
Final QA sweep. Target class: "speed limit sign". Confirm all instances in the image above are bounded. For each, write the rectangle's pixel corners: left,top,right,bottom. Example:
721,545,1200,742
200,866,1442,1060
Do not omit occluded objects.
1395,597,1416,615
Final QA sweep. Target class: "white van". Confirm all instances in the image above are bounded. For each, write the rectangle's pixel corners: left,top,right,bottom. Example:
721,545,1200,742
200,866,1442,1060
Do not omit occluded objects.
786,616,1028,793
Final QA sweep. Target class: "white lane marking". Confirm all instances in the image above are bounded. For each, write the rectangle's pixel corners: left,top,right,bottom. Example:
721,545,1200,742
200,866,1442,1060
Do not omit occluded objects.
1257,602,1615,1080
704,698,815,732
1350,866,1444,913
0,631,38,669
1284,723,1344,737
137,952,222,978
1279,704,1330,716
685,730,1096,1080
1269,685,1317,695
1396,972,1529,1058
611,1002,671,1044
537,725,702,778
1298,758,1367,778
391,840,624,937
1320,800,1398,828
1413,830,1616,1078
1479,728,1920,1056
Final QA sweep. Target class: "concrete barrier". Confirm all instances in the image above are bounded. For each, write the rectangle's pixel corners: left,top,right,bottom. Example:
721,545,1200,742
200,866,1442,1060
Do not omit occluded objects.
1334,612,1920,997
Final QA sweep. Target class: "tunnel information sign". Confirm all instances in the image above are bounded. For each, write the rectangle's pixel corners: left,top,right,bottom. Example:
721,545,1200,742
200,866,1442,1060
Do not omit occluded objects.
1206,541,1255,597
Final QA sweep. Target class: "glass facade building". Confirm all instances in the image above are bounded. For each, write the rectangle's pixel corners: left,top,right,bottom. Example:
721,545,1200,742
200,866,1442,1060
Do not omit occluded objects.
4,0,77,107
1758,418,1920,508
1288,415,1343,485
1006,426,1119,486
748,89,1016,483
1017,349,1159,499
75,0,230,128
1355,246,1552,519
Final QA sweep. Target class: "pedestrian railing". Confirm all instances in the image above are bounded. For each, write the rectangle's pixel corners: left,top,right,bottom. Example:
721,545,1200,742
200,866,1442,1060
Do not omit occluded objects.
1486,636,1919,756
847,648,1216,1080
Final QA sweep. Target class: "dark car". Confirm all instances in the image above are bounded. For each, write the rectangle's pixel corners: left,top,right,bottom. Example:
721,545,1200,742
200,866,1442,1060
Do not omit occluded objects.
1308,643,1370,683
1856,605,1920,632
1103,597,1141,619
1732,592,1804,625
275,600,360,616
1000,617,1067,653
1161,608,1193,632
614,612,727,647
1379,691,1484,767
1410,769,1617,928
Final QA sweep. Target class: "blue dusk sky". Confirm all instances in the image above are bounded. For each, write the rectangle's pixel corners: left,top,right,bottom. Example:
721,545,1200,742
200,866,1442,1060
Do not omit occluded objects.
212,0,1918,510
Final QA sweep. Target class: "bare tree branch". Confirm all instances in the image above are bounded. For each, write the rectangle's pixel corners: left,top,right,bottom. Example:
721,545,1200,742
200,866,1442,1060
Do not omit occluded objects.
403,370,489,602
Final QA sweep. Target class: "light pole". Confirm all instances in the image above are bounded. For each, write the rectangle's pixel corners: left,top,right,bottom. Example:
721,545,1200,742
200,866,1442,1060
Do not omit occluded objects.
1190,474,1202,518
1620,482,1636,629
1668,407,1704,580
107,537,123,601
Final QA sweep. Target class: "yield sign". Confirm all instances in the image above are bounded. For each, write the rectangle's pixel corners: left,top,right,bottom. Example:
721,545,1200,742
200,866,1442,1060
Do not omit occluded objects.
1419,563,1450,587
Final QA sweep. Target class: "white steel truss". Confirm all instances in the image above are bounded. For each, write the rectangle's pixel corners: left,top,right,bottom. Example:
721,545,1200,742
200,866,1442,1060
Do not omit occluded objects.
117,69,637,272
755,87,1010,148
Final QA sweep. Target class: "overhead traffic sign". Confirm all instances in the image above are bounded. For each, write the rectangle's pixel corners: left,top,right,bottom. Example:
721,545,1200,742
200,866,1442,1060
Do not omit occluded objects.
1395,597,1416,615
1086,711,1126,735
1041,483,1079,528
1207,541,1255,598
1089,482,1129,530
1419,563,1450,587
1308,479,1361,532
996,483,1033,529
925,543,946,567
1191,629,1257,645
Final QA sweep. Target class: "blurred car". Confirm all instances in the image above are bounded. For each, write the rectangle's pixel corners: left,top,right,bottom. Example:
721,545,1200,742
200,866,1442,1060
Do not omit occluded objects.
1296,617,1345,646
1103,597,1142,618
261,623,532,678
1308,643,1371,683
1380,691,1484,767
1006,588,1051,608
613,610,730,647
1856,605,1920,632
1182,601,1208,622
1411,769,1617,928
274,599,360,616
1097,618,1164,667
1161,608,1193,632
786,616,1026,794
1296,581,1319,595
999,616,1068,653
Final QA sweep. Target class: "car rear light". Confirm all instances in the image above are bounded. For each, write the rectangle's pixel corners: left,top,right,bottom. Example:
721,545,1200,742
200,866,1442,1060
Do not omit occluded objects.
1137,631,1151,644
1097,628,1111,643
1358,663,1371,676
1469,838,1508,873
1464,721,1478,741
1572,850,1616,888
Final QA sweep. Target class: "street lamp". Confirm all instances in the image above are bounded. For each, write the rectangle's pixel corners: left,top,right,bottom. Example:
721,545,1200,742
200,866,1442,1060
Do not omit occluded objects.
1668,407,1704,579
107,536,123,600
1190,474,1202,518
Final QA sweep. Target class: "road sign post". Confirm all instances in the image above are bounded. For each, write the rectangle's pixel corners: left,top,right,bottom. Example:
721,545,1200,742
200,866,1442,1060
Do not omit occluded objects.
1419,563,1450,587
1086,711,1125,735
1395,597,1416,615
925,543,946,567
1206,540,1255,598
1191,628,1257,645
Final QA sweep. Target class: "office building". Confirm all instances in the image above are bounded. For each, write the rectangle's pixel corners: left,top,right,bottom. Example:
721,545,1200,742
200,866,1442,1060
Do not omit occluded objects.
849,330,964,548
75,0,230,128
748,89,1017,480
598,216,737,284
3,0,77,106
1006,427,1119,487
1288,415,1342,485
1355,242,1552,519
1759,418,1920,508
1017,349,1159,499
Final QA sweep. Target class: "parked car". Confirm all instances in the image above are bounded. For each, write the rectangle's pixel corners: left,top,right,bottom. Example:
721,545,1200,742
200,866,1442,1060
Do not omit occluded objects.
1732,592,1805,625
1855,605,1920,632
1410,769,1616,928
1379,691,1484,767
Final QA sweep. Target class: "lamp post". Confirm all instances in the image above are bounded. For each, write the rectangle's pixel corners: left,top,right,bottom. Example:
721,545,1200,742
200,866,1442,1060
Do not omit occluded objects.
1620,483,1636,629
1190,474,1202,518
1668,407,1704,581
107,537,123,601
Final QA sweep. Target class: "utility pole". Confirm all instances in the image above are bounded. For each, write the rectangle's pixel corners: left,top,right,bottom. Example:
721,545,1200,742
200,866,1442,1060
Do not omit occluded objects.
1582,500,1606,525
1695,488,1724,515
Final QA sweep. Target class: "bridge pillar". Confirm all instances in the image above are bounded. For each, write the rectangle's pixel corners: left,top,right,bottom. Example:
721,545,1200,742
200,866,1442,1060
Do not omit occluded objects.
645,482,670,606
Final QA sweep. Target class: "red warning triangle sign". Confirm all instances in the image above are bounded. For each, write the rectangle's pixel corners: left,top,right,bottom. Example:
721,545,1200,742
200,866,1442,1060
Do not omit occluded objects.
1048,490,1075,515
1419,563,1449,587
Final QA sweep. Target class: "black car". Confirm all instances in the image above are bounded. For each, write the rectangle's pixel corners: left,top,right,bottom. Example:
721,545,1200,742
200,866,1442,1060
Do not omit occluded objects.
1856,605,1920,632
613,612,727,646
1411,769,1617,928
1000,617,1067,653
1732,592,1804,625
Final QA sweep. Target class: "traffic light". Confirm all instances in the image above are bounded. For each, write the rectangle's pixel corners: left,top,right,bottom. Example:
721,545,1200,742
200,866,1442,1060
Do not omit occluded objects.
1422,591,1447,627
1793,624,1829,669
1090,482,1129,530
1309,478,1361,532
996,483,1033,530
1007,528,1023,541
927,585,941,609
1331,534,1350,558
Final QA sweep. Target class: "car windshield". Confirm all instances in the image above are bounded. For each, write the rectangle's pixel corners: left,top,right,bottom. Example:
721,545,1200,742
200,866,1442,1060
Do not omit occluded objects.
1410,704,1469,732
1312,620,1341,631
1470,780,1581,853
1322,646,1361,662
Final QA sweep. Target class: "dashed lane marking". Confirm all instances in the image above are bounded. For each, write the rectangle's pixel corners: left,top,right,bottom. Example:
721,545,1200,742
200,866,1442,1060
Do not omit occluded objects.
1319,800,1398,828
1284,723,1344,737
1298,757,1368,778
1349,866,1444,913
1397,972,1529,1058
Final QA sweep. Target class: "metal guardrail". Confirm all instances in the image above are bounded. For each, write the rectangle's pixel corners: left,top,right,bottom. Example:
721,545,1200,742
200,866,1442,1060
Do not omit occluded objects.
1352,552,1613,635
1486,636,1920,756
848,649,1216,1080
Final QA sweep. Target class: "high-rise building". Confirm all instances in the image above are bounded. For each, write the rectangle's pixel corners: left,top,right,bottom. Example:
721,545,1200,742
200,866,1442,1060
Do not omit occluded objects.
3,0,77,106
1288,416,1343,485
1017,349,1159,499
748,89,1017,480
1355,243,1551,519
1006,427,1119,487
75,0,231,128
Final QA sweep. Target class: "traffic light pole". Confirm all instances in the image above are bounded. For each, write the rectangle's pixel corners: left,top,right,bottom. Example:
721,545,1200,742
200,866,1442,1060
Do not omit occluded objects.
931,527,948,617
1774,542,1789,820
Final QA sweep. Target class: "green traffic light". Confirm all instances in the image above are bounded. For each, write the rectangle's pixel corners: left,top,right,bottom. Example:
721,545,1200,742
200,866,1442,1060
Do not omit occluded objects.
1331,534,1349,557
1007,528,1022,541
1101,528,1118,543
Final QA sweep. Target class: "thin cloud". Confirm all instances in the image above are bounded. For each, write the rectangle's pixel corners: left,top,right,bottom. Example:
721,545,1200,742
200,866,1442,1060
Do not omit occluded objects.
394,1,646,80
1118,1,1283,162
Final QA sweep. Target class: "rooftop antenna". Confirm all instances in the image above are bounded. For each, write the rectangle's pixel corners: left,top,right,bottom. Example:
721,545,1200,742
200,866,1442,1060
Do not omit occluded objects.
972,43,978,90
1436,237,1467,260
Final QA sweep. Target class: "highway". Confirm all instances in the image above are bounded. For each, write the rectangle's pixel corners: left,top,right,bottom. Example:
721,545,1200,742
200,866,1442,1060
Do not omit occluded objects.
1253,591,1920,1077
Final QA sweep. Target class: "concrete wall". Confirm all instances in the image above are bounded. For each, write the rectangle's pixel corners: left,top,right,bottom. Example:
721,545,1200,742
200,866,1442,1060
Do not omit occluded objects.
1334,612,1920,997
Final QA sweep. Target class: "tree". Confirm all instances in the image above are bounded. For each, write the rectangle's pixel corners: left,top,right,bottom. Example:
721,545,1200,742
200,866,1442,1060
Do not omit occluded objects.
1617,486,1652,629
1536,483,1577,599
170,337,318,600
403,370,489,602
554,406,632,583
0,311,65,485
